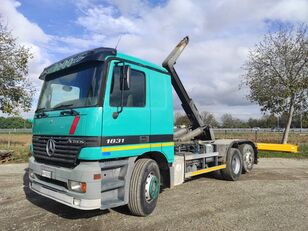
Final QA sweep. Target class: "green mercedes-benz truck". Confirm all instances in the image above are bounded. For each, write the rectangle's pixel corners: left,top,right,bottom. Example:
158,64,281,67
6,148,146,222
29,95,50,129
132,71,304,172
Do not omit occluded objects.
28,37,258,216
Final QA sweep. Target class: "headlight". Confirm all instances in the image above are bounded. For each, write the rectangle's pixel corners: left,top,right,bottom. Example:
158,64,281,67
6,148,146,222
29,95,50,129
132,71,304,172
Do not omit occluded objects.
68,180,87,193
29,169,34,178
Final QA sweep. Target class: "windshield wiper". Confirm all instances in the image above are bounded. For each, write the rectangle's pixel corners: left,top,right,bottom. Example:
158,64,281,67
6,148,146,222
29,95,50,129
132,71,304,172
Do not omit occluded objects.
60,109,79,116
35,107,45,113
35,110,48,118
52,103,74,110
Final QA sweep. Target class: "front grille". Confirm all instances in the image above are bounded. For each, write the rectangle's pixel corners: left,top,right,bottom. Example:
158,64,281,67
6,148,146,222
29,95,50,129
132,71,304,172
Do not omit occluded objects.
32,135,99,167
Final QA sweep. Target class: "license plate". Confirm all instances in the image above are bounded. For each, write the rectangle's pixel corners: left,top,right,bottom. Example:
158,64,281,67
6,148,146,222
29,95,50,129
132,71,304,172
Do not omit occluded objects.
42,170,52,178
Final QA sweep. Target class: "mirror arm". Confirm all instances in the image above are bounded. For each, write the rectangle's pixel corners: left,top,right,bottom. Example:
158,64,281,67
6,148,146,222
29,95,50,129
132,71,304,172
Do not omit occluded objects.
113,63,126,119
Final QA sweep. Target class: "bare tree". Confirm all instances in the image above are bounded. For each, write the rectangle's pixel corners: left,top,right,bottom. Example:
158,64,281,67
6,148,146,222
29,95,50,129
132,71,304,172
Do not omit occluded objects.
221,113,247,128
201,111,219,128
242,24,308,143
0,21,34,114
174,112,190,126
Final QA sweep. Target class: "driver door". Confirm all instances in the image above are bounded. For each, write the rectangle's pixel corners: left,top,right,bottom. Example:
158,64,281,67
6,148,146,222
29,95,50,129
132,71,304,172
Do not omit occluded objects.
102,60,150,146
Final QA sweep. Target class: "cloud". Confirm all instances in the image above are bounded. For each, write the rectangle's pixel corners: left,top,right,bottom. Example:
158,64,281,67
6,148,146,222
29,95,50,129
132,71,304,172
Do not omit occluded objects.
1,0,308,120
76,5,140,36
0,0,49,43
68,0,306,120
0,0,52,117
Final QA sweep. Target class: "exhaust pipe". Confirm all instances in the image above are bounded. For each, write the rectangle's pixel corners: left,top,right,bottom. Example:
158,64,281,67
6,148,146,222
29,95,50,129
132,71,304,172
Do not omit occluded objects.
174,127,189,138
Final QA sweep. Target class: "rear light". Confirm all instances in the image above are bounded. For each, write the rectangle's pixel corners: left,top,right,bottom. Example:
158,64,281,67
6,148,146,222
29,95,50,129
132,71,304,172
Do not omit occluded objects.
68,180,87,193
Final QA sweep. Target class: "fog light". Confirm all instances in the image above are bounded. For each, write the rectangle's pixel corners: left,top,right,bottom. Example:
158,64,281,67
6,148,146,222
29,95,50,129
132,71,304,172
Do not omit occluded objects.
68,180,87,193
73,198,81,206
29,169,34,178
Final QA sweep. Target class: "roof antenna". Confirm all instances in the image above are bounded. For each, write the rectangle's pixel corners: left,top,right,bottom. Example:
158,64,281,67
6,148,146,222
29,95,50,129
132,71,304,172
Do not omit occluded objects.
115,35,122,50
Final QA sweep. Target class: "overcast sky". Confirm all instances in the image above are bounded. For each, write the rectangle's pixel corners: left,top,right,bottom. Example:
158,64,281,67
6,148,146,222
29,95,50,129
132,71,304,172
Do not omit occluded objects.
0,0,307,120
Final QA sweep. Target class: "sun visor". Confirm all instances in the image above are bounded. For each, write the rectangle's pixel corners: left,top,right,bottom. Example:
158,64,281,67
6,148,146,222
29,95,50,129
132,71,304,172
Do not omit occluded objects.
39,47,116,80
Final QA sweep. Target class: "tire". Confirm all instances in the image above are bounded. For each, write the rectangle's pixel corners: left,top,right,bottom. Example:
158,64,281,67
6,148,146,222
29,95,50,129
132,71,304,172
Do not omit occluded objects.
221,148,243,181
128,159,160,216
239,144,255,173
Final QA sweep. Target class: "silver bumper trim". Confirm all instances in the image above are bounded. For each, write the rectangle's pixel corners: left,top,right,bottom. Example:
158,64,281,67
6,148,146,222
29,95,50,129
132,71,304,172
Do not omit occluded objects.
30,181,101,210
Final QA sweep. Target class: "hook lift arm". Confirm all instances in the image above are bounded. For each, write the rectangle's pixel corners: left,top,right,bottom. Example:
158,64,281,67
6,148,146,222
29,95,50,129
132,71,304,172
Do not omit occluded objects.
162,36,215,141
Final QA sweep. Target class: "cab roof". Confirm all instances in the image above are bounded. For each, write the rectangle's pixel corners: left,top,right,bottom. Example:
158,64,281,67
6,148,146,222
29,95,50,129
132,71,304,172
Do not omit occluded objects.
39,47,168,79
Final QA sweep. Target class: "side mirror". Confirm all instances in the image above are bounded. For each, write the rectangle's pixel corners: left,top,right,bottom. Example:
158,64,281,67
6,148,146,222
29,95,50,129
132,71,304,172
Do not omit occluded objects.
120,65,130,90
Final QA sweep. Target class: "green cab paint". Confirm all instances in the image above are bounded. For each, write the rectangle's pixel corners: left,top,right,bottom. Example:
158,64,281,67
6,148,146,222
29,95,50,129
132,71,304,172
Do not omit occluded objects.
33,50,174,164
33,107,103,136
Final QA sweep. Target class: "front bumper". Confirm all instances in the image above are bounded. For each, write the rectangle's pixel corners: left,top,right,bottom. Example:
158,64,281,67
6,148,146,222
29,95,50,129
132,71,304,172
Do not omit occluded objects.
28,157,102,210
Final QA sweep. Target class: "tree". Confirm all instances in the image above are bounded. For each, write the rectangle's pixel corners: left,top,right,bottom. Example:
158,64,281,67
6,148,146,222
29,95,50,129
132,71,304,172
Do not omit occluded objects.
221,113,247,128
175,111,220,127
174,112,190,126
0,116,32,129
248,115,278,128
0,21,34,114
200,111,219,128
242,24,308,143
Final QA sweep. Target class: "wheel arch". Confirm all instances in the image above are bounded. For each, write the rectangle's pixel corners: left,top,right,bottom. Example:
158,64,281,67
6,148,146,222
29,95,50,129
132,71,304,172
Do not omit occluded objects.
136,151,171,188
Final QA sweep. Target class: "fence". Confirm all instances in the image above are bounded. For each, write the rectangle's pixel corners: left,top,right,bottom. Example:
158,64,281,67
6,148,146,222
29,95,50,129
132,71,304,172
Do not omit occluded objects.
213,128,308,134
0,129,32,134
1,128,308,134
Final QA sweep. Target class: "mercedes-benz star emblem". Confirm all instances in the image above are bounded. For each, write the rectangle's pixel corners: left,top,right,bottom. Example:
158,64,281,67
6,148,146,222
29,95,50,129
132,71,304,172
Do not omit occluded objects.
46,139,56,156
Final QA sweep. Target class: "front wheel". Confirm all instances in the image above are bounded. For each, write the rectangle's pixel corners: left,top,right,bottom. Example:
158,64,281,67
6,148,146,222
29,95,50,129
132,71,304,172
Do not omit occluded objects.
221,148,243,181
128,159,160,216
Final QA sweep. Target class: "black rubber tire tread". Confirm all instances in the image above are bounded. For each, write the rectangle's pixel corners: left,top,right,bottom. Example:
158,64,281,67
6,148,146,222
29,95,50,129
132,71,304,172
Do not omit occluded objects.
239,144,254,173
221,148,243,181
128,158,160,216
128,158,146,216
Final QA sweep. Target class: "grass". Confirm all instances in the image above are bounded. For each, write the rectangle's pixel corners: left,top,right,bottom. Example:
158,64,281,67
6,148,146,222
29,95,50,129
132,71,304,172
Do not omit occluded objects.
0,144,30,163
1,133,308,163
215,132,308,144
0,134,31,163
0,133,31,145
258,151,308,159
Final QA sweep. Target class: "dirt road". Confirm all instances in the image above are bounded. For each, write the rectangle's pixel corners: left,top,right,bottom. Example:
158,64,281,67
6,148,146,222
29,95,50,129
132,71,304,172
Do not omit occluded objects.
0,158,308,231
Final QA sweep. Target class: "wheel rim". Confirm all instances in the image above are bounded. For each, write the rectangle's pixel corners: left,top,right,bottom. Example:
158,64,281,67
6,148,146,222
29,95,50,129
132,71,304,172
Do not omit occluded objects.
145,172,159,202
231,154,240,174
243,150,253,169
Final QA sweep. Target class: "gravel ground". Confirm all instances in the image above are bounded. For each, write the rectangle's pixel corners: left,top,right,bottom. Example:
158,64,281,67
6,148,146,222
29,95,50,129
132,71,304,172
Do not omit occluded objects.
0,158,308,231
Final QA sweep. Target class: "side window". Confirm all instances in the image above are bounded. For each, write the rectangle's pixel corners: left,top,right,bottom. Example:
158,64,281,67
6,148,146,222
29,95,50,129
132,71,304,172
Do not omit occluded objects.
110,66,146,107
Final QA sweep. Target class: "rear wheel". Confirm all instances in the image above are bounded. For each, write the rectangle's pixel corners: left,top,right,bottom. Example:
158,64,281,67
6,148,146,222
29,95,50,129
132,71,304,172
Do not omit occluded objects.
239,144,254,173
128,159,160,216
221,148,243,181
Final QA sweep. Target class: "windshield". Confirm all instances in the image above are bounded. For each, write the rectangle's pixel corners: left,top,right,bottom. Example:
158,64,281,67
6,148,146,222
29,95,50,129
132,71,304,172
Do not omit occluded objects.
37,63,103,111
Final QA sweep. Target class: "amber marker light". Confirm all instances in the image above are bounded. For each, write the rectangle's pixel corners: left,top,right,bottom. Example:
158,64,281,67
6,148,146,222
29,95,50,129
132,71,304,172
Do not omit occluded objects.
80,182,87,193
93,174,101,180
